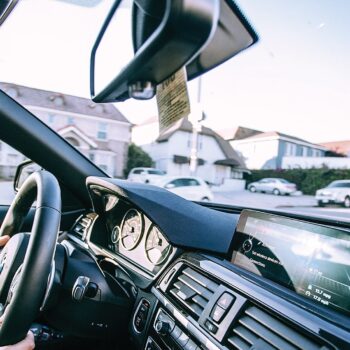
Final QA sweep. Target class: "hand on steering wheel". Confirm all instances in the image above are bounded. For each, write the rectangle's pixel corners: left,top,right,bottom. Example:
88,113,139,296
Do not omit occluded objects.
0,237,35,350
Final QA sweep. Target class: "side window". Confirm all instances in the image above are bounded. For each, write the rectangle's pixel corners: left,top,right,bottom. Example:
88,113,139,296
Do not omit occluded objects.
186,179,200,186
0,141,26,205
168,179,183,188
132,169,142,174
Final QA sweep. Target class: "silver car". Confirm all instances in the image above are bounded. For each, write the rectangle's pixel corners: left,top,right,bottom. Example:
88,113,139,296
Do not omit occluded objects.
248,178,297,195
315,180,350,208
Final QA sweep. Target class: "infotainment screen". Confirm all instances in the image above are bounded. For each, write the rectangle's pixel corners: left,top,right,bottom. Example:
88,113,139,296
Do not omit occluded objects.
231,210,350,316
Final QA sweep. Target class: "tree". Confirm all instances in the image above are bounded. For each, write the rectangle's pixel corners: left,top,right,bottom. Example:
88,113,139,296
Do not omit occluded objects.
124,143,153,177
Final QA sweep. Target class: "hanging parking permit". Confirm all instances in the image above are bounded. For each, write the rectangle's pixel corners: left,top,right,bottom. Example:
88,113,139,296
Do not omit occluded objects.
156,67,191,133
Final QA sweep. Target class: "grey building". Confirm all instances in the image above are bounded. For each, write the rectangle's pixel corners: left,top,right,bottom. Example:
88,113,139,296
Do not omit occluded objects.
0,83,131,178
222,127,326,170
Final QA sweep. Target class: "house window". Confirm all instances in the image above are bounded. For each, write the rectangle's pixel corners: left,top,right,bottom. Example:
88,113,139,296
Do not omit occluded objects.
99,164,108,171
285,142,297,156
97,122,108,140
231,170,243,179
302,146,308,157
48,114,55,124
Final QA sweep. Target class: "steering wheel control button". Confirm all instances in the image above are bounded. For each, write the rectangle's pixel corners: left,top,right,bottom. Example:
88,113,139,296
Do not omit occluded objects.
204,320,218,334
72,276,90,302
210,304,226,323
217,292,235,309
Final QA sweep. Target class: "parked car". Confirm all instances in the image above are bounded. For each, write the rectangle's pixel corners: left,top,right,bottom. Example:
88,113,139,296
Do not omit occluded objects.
248,178,297,195
0,1,348,350
127,167,166,184
316,180,350,208
155,176,214,201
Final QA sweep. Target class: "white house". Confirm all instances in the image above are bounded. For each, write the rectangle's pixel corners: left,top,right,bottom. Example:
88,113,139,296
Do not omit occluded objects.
222,127,326,170
0,83,131,178
132,117,246,185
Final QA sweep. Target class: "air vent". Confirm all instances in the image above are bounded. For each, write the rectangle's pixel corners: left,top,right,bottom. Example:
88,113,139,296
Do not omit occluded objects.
169,267,219,320
227,305,330,350
72,213,95,240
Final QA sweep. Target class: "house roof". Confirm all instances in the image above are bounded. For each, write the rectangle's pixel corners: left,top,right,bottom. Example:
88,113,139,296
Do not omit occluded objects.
319,140,350,155
218,126,262,141
157,118,245,167
58,125,98,148
0,82,130,124
236,131,325,149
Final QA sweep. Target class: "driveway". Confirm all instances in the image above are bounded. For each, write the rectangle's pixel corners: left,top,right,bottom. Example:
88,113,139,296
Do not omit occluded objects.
213,189,316,209
212,189,350,221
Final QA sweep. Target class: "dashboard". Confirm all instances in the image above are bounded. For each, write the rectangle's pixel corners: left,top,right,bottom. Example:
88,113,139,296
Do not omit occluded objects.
66,177,350,350
88,194,177,276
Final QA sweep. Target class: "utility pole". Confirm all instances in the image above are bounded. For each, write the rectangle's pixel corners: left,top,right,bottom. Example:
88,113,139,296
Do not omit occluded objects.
189,77,203,176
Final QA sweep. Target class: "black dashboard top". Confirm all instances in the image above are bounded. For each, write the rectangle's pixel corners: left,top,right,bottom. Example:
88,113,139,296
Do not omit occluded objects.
86,176,238,255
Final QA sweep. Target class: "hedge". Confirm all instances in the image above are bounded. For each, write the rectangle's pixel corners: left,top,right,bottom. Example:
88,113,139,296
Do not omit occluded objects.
246,169,350,195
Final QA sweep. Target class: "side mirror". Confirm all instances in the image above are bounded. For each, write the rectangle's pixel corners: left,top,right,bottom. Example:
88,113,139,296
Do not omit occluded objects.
165,183,175,189
90,0,258,102
14,160,42,192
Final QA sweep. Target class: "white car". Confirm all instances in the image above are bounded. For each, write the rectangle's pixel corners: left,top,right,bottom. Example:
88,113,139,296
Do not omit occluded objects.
315,180,350,208
248,178,297,195
155,176,214,202
127,167,166,184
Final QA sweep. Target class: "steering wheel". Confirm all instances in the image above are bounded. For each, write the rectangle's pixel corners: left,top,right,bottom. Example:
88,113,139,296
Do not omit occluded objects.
0,171,61,346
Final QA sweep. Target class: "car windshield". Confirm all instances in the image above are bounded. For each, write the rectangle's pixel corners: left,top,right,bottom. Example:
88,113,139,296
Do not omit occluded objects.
0,0,349,222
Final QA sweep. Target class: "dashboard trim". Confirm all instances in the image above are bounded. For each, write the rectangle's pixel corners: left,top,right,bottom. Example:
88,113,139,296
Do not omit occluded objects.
152,287,223,350
196,257,350,345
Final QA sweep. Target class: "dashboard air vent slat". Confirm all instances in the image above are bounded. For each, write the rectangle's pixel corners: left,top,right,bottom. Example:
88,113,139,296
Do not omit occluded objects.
72,214,94,240
227,305,330,350
169,267,219,320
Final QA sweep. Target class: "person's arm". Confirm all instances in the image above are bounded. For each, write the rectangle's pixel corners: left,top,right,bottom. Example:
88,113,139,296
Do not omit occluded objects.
0,235,35,350
0,333,35,350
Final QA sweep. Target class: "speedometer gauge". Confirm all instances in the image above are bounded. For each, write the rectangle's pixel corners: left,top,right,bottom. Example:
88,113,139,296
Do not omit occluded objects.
145,225,172,265
120,209,143,250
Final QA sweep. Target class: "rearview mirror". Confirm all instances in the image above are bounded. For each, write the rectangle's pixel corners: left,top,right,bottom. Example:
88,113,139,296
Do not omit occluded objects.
0,0,19,26
90,0,258,103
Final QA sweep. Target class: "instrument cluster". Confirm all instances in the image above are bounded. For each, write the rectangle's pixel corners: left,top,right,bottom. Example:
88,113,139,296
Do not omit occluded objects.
100,196,174,274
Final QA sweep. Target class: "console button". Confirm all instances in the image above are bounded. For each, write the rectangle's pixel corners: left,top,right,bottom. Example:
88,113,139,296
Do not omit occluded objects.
204,320,218,334
210,304,226,323
177,332,189,347
134,299,150,332
184,339,197,350
171,326,182,340
217,293,235,309
155,321,171,336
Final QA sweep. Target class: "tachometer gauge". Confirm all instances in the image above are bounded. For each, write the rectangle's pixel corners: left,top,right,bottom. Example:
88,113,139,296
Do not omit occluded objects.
145,225,172,265
120,209,143,250
111,225,120,244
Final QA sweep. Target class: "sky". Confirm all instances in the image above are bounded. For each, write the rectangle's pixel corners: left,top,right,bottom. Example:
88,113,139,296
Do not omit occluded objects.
0,0,349,143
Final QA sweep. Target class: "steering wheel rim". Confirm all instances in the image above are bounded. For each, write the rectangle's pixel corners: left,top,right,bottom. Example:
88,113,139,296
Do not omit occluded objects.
0,170,61,346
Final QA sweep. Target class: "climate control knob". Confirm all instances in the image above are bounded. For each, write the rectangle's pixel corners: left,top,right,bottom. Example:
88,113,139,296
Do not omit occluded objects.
155,321,171,336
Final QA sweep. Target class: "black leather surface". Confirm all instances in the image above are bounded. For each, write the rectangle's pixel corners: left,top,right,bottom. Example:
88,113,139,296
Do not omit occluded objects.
0,171,61,346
